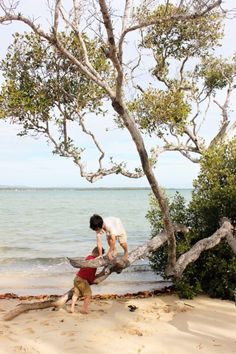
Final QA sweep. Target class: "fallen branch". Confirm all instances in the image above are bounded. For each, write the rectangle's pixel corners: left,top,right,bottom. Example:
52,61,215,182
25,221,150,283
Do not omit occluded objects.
68,221,188,270
184,302,195,308
2,287,172,321
3,289,73,321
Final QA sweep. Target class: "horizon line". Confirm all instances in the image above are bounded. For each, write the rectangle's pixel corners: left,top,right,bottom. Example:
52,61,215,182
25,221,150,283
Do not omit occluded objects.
0,185,193,190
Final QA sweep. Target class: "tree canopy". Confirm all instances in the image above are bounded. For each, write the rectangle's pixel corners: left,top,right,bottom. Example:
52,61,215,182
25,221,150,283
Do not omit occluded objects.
1,1,235,170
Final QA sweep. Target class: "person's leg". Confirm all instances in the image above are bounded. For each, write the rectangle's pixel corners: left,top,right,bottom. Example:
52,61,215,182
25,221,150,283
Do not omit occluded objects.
120,242,128,261
81,295,91,314
70,277,81,313
70,293,79,313
80,279,92,314
106,236,117,258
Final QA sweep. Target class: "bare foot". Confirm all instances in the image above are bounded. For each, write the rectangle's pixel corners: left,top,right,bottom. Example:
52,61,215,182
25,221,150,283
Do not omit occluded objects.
68,309,75,314
80,310,89,315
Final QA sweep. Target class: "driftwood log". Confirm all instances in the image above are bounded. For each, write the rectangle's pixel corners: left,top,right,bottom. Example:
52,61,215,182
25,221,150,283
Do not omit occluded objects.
3,290,74,321
3,219,235,321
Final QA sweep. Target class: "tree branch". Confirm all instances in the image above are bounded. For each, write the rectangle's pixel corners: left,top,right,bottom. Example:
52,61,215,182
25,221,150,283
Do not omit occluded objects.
209,83,234,147
98,0,124,101
53,0,60,34
119,0,223,51
0,3,115,98
119,0,132,63
0,12,53,42
226,233,236,255
174,218,234,277
59,5,103,80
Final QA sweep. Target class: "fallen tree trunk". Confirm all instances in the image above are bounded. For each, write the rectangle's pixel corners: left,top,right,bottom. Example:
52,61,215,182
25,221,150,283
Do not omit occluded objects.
68,231,168,268
3,289,74,321
68,230,169,284
69,219,233,280
68,222,188,271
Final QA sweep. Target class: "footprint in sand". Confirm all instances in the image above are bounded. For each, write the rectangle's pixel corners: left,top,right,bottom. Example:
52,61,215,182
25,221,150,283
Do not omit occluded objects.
61,331,76,337
13,346,28,353
117,324,147,337
24,327,35,334
13,345,40,353
127,328,143,336
137,345,145,353
68,332,76,337
40,320,51,326
0,329,12,336
65,346,77,351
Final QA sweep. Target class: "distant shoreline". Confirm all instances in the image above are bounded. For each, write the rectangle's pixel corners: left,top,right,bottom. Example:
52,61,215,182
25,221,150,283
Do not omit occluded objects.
0,186,193,191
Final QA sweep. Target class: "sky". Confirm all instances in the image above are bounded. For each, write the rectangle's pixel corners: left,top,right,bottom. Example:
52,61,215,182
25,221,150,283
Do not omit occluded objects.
0,0,235,188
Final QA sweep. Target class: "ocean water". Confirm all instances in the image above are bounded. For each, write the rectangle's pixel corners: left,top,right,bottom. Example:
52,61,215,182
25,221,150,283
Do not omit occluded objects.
0,188,192,295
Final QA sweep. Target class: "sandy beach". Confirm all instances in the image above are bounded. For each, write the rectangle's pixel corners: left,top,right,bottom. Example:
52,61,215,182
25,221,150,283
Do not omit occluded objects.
0,294,235,354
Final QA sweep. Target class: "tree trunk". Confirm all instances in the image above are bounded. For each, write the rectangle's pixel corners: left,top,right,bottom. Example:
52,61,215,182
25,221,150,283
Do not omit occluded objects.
112,103,177,274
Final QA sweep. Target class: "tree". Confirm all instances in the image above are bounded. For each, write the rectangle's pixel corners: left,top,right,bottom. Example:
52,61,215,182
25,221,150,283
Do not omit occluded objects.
148,139,236,299
0,0,235,298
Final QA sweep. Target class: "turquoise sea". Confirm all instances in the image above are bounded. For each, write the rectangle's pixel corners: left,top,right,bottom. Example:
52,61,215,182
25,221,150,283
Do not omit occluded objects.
0,188,192,295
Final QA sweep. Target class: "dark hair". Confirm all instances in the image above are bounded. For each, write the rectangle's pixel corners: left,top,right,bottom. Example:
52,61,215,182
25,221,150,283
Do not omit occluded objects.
92,246,105,255
90,214,103,231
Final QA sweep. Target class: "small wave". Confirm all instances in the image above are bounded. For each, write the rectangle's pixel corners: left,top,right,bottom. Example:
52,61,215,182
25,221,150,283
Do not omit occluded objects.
125,264,151,272
99,280,169,285
0,246,32,252
0,257,152,271
0,256,67,266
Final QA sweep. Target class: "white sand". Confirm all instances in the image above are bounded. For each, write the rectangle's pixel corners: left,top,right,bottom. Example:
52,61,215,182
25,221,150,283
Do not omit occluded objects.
0,295,235,354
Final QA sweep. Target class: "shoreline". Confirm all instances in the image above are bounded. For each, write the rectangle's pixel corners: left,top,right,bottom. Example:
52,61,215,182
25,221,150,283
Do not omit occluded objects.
0,269,172,297
0,294,235,354
0,287,173,301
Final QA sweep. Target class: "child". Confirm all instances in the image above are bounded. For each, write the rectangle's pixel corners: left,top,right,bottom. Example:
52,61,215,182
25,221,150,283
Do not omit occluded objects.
89,214,128,261
70,246,104,314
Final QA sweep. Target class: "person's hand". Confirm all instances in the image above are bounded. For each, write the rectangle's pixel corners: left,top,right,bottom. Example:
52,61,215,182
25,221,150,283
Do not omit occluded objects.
96,255,104,259
107,252,113,261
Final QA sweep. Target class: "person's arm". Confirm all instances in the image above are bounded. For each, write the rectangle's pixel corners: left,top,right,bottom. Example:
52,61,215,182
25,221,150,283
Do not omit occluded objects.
96,232,103,257
107,234,116,260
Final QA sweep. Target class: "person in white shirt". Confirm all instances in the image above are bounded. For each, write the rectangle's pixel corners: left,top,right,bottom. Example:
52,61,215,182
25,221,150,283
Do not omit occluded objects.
89,214,128,261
